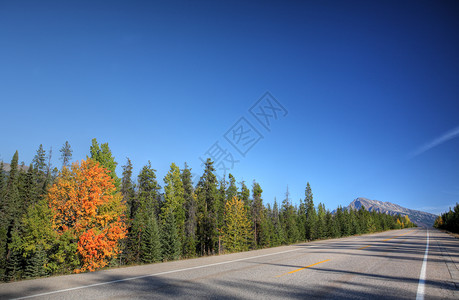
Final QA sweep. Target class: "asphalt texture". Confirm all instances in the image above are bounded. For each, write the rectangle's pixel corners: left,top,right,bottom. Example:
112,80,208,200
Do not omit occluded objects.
1,228,458,299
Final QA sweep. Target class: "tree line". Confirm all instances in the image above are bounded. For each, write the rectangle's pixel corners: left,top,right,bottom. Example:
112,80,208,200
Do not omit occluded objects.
0,139,415,281
434,203,459,233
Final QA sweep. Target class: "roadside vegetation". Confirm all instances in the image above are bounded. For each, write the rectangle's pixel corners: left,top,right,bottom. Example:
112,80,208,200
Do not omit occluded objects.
0,139,415,281
434,203,459,233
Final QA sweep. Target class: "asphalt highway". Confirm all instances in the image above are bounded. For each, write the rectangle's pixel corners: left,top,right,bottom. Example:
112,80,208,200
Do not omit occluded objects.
1,228,458,299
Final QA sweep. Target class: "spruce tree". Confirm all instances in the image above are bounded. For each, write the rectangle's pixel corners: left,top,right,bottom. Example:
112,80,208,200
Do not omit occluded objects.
161,208,181,261
182,163,197,257
59,141,73,168
216,178,227,253
127,162,160,263
121,158,136,219
161,163,185,250
251,181,264,247
196,158,218,255
89,138,120,189
140,214,161,263
282,186,299,243
226,173,238,201
304,182,318,240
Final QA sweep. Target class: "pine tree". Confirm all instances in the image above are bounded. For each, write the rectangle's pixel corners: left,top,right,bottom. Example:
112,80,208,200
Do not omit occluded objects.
304,182,318,240
140,214,161,264
238,180,251,213
59,141,73,168
90,138,120,189
161,163,185,250
196,158,218,255
127,162,160,263
282,186,299,243
24,245,47,278
251,181,264,248
216,177,227,253
182,163,197,257
161,208,181,261
226,174,238,201
1,151,21,281
316,203,326,239
121,158,136,219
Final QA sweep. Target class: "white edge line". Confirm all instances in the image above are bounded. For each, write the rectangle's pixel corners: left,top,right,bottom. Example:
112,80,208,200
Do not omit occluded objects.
416,229,429,300
12,247,301,300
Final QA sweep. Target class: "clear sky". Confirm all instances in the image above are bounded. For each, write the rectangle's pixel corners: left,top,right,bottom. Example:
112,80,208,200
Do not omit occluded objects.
1,1,458,215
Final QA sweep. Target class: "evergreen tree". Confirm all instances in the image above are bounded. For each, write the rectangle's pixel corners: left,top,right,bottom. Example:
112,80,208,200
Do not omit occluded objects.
216,177,227,253
161,208,181,261
161,163,185,250
238,180,251,213
140,214,161,264
282,186,299,243
89,138,120,188
251,181,264,247
0,151,21,281
182,163,197,257
304,182,318,240
24,245,47,278
59,141,73,168
127,162,160,263
316,203,326,239
33,145,46,173
121,158,136,218
226,173,238,201
196,158,218,255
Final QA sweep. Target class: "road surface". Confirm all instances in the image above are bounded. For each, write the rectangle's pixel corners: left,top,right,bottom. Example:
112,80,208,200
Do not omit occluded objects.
1,228,458,299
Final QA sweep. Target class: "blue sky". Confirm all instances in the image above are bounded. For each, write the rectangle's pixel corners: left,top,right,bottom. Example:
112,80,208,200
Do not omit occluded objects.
1,1,458,215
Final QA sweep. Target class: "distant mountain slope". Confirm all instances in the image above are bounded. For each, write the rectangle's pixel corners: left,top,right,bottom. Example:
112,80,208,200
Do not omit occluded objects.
344,197,437,228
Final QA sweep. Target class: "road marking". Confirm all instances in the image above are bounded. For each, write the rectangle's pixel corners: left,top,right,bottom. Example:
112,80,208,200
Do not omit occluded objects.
358,245,371,250
382,229,416,242
357,229,417,250
416,230,429,300
276,259,330,277
12,247,302,300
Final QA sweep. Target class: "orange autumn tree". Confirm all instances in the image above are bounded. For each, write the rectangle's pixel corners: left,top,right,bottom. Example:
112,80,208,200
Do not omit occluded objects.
48,159,127,273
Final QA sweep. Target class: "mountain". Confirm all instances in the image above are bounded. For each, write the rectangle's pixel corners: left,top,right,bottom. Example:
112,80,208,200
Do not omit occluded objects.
343,197,437,228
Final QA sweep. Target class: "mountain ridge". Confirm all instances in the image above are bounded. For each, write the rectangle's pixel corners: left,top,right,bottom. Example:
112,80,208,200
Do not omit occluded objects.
341,197,437,228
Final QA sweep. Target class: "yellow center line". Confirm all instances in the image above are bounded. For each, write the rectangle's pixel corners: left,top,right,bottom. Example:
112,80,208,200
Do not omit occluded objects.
276,259,330,278
382,229,416,242
358,245,371,250
358,229,417,250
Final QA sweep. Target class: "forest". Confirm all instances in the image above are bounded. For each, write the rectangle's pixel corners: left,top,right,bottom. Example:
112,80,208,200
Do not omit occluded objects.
434,203,459,233
0,139,415,281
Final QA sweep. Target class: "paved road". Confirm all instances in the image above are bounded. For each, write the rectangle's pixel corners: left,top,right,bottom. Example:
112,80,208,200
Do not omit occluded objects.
1,228,458,299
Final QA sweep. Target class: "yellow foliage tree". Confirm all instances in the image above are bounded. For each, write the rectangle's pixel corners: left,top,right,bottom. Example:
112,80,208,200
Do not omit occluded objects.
223,196,252,253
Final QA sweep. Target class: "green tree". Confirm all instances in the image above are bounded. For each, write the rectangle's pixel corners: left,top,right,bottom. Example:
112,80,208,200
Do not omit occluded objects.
161,208,181,261
182,163,197,257
226,174,238,201
304,182,318,240
121,158,136,218
316,203,326,239
251,181,264,247
161,163,185,250
196,158,218,255
127,162,160,263
59,141,73,168
89,138,120,188
0,151,21,280
282,186,299,243
140,214,161,263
